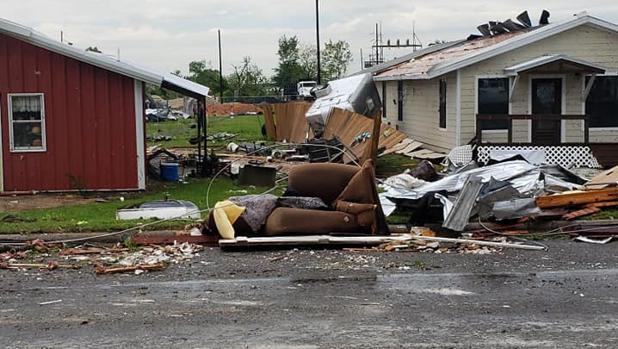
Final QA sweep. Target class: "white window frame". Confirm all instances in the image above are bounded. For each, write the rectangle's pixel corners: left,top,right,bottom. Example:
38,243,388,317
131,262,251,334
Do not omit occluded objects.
8,93,47,153
582,72,618,131
474,74,512,135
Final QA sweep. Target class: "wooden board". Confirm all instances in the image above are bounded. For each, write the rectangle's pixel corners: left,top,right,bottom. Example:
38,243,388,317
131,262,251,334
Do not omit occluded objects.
406,149,434,158
588,164,618,188
219,234,415,249
396,141,423,155
586,201,618,209
260,104,276,140
415,152,447,160
536,188,618,209
379,138,413,157
562,207,601,221
271,102,311,143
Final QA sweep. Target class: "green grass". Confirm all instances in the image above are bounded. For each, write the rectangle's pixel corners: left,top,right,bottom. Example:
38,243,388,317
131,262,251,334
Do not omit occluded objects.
146,115,266,148
0,178,271,234
376,154,444,178
0,114,273,234
586,208,618,221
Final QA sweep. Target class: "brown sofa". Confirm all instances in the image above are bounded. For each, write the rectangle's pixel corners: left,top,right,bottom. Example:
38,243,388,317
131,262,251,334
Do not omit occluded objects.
264,160,387,236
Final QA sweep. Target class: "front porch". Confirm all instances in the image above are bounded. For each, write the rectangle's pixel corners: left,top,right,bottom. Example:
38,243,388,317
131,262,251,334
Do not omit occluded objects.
474,114,618,167
475,114,590,146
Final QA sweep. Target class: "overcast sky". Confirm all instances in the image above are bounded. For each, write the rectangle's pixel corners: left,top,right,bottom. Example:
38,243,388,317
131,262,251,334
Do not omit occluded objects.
4,1,618,78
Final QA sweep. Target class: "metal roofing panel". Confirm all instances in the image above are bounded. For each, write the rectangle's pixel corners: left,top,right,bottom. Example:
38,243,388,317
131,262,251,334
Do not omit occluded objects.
375,31,527,81
375,14,618,81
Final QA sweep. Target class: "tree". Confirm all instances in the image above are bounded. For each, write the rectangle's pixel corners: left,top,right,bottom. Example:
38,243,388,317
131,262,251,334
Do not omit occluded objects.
321,40,353,82
227,56,268,97
187,60,227,97
273,35,304,94
299,44,318,81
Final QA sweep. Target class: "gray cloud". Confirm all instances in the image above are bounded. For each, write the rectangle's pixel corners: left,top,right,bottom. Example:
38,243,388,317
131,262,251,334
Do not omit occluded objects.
4,0,618,78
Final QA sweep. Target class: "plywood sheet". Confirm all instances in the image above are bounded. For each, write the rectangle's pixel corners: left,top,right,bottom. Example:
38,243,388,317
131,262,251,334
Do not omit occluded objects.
271,102,311,143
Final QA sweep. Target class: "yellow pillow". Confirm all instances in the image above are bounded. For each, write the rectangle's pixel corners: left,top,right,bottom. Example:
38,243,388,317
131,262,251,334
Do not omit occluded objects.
213,200,246,239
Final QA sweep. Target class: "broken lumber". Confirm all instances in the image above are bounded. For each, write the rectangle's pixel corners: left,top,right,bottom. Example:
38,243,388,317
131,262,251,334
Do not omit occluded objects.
219,235,415,249
94,263,166,275
562,207,601,221
379,138,413,157
0,262,80,270
585,201,618,209
536,188,618,209
408,235,546,251
587,164,618,188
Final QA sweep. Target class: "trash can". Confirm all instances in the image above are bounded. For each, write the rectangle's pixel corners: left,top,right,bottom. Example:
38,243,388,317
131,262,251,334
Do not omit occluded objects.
160,162,180,182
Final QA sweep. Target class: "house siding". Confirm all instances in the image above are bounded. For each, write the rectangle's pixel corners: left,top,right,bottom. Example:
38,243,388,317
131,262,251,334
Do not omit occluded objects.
0,33,139,192
460,24,618,145
379,73,457,153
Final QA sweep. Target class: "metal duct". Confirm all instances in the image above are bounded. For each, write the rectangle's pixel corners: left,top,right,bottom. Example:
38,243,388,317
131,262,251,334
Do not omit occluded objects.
540,10,551,25
516,11,532,27
477,24,491,36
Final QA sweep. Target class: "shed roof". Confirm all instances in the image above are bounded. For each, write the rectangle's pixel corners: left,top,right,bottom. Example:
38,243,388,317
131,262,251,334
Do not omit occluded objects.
0,17,210,98
375,13,618,82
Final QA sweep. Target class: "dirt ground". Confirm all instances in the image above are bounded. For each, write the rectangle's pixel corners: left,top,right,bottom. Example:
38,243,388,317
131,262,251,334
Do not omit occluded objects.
0,194,99,212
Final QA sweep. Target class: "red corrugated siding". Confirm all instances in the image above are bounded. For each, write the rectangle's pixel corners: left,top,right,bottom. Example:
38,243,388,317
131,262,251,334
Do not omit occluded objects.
0,33,139,192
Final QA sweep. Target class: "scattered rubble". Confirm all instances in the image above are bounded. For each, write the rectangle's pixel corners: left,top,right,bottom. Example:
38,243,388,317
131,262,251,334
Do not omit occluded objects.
1,242,203,275
207,102,262,116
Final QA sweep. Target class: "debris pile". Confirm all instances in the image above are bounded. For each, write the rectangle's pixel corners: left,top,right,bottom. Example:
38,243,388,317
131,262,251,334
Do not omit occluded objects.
207,102,262,116
1,242,203,275
380,155,618,244
378,235,513,255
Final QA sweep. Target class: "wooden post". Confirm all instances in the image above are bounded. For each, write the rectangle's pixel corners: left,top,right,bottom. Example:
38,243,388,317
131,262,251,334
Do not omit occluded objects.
476,114,482,145
507,115,513,144
584,114,590,144
366,111,382,164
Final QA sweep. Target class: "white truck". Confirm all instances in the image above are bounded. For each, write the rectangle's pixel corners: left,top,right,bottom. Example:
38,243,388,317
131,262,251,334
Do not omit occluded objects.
297,81,318,99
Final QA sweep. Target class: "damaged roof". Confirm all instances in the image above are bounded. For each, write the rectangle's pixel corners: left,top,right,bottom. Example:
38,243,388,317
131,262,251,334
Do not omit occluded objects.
374,13,618,81
0,17,210,98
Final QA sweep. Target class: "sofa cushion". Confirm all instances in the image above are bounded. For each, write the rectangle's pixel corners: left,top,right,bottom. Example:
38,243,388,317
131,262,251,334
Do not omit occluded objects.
287,163,359,204
334,159,376,204
264,207,366,236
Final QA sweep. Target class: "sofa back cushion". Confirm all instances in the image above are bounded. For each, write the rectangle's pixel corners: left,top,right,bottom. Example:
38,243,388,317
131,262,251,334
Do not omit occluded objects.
287,163,359,204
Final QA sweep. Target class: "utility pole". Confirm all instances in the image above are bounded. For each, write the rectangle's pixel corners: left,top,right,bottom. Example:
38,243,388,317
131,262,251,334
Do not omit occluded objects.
375,23,379,66
315,0,321,85
360,48,364,70
218,29,224,102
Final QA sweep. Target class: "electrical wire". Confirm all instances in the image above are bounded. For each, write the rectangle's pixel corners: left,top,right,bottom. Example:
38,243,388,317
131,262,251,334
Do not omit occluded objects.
477,218,550,251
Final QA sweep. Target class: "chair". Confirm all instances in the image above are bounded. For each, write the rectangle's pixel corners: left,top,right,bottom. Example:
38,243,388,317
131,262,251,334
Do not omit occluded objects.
264,160,387,236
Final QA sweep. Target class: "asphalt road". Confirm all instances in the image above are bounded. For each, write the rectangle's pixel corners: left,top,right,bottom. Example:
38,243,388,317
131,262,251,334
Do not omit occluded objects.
1,241,617,348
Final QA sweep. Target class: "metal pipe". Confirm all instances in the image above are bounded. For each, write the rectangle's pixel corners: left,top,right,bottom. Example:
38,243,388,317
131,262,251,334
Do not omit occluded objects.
218,29,223,102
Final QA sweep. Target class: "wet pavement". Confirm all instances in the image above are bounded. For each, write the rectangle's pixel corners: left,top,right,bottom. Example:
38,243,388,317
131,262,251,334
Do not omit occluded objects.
1,241,617,348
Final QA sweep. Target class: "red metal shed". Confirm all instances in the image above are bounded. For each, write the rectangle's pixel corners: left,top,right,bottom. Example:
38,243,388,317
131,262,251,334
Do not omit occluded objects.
0,18,210,193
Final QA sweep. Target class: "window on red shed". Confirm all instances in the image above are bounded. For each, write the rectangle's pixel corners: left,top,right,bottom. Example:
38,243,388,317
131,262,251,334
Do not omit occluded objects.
8,94,46,152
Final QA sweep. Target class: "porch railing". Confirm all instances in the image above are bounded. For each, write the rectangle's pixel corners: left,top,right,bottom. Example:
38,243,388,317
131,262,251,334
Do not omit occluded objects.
475,114,590,145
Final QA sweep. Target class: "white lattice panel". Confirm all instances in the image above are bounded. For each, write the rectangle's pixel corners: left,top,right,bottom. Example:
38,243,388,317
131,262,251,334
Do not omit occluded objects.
477,146,602,169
